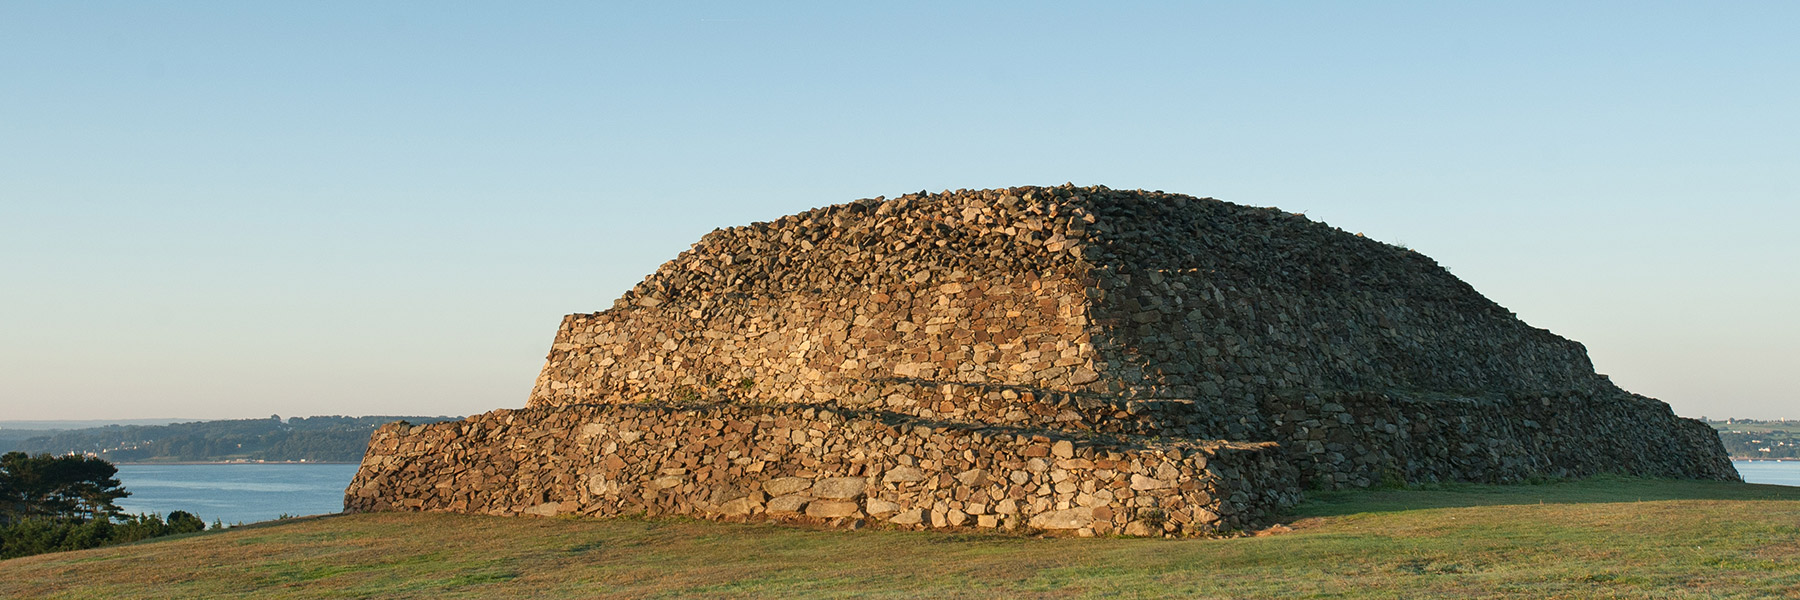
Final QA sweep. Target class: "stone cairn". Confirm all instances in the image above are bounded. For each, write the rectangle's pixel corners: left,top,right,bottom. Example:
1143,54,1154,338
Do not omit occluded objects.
346,185,1738,537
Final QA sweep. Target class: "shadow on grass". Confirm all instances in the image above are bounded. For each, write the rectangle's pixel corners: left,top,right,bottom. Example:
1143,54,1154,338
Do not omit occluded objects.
1291,475,1800,518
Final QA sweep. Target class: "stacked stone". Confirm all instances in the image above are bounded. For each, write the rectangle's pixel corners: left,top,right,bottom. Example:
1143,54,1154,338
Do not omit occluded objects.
1259,390,1738,488
516,185,1734,488
532,269,1096,410
528,185,1610,421
1071,190,1621,445
348,185,1737,538
346,403,1300,537
528,188,1104,411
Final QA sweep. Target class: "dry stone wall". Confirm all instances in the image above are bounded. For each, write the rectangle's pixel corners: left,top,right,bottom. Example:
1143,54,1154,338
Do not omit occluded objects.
1259,390,1738,488
349,185,1737,536
346,403,1300,536
528,190,1104,411
528,186,1608,416
518,185,1734,484
532,270,1096,411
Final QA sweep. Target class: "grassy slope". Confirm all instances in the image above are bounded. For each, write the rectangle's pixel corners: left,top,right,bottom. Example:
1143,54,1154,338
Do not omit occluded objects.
2,477,1797,599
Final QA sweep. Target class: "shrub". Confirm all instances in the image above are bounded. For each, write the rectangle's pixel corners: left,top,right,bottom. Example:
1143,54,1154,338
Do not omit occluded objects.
0,510,210,559
0,454,210,559
0,452,129,523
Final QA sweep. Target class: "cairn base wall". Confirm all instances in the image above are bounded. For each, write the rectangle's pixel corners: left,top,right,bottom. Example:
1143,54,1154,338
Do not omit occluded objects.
1258,391,1740,488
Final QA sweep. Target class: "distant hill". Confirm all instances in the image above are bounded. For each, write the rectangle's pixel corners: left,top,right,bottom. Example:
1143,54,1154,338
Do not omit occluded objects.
1,415,460,463
0,418,199,430
1706,419,1800,459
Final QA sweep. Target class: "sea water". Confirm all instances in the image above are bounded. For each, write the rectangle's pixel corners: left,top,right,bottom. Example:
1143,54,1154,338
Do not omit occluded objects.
1734,460,1800,487
113,463,362,526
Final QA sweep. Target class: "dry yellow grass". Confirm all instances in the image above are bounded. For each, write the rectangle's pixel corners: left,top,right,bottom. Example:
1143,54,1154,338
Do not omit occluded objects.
2,476,1797,599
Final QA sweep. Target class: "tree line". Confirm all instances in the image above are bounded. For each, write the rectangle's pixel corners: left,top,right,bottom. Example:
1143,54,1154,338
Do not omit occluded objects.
1705,419,1799,459
1,452,207,559
1715,432,1799,459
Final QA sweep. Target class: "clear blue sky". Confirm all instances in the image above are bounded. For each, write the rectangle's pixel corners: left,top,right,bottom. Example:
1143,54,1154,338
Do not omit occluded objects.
3,2,1795,421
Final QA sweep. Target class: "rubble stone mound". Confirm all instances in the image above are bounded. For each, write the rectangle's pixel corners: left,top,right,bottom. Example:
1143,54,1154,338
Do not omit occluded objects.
346,185,1738,536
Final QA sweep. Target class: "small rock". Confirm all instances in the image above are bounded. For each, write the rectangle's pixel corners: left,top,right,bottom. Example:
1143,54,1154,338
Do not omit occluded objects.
865,498,902,517
954,469,989,486
719,497,754,516
806,500,860,518
889,508,925,525
812,477,867,499
883,466,927,483
766,494,812,514
1069,367,1100,385
1155,462,1179,480
1028,507,1094,530
763,477,813,496
1130,474,1170,490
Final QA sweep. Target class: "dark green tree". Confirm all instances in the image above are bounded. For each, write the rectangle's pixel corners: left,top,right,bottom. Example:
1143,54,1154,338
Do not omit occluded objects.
164,510,206,534
1,510,211,559
0,452,131,523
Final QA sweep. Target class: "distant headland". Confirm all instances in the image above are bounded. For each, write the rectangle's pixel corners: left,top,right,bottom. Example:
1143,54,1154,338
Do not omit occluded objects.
0,415,459,463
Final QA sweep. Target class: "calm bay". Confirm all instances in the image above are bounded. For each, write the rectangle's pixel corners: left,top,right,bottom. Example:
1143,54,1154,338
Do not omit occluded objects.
114,463,362,526
1733,460,1800,487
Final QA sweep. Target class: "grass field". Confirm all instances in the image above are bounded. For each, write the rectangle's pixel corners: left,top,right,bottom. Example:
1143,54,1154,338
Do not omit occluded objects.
2,476,1797,599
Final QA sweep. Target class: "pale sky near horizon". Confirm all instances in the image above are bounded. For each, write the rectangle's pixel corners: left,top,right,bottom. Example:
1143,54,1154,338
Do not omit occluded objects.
3,2,1796,422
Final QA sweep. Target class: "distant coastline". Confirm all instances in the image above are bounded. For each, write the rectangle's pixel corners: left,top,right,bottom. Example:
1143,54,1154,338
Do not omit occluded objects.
3,415,459,463
1708,420,1798,461
116,460,360,466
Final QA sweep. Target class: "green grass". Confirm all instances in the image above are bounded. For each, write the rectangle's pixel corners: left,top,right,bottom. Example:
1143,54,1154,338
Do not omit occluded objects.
2,477,1797,599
